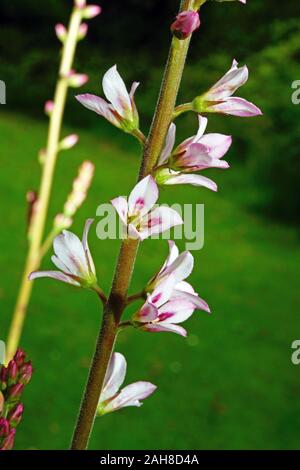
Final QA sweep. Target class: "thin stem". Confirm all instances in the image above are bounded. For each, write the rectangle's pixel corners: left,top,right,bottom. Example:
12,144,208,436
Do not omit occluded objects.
173,102,193,119
70,0,196,450
5,5,83,363
92,286,107,306
126,291,145,305
132,128,146,145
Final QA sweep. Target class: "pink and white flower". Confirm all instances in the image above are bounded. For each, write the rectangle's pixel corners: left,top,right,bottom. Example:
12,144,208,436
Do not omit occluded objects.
134,241,210,336
111,176,183,241
29,219,97,288
155,116,232,191
76,65,140,133
97,352,157,416
193,59,262,117
171,11,200,39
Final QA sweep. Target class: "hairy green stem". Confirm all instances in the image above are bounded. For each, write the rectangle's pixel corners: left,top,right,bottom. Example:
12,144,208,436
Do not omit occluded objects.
70,0,195,450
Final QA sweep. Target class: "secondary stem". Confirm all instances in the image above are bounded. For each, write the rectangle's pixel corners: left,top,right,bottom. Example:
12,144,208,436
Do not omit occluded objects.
71,0,195,450
5,6,83,363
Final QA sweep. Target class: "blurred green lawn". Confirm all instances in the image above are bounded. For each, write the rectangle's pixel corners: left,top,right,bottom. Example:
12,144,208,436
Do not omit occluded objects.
0,110,300,450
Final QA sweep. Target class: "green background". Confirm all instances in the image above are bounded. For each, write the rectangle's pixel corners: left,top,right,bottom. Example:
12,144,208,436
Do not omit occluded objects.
0,0,300,450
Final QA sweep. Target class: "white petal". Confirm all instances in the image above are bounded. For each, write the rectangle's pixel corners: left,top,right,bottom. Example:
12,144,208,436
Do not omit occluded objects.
138,206,183,240
199,133,232,159
159,240,179,273
163,173,218,191
111,196,128,226
158,123,176,166
148,274,177,308
102,65,131,118
159,299,195,324
172,288,211,313
163,251,194,284
103,382,157,413
51,255,72,273
144,322,187,336
53,230,88,276
128,175,158,218
75,94,120,127
82,218,96,276
129,82,140,100
101,352,127,402
208,97,262,117
28,270,80,286
194,115,208,141
207,63,249,100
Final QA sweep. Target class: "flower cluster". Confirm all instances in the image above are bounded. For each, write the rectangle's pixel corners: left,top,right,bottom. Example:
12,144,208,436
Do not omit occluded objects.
0,344,33,451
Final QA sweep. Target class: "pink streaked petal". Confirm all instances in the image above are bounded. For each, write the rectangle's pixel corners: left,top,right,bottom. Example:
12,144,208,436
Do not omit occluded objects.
129,82,140,100
194,115,208,141
102,65,131,118
75,93,120,127
143,322,187,337
209,97,262,117
172,289,211,313
158,123,176,166
148,274,177,308
199,133,232,159
128,175,158,218
207,62,249,100
82,218,96,276
163,173,218,191
160,240,180,272
128,223,142,240
138,206,183,240
159,299,195,324
101,352,127,402
135,301,159,322
28,270,80,286
111,196,128,226
104,382,157,413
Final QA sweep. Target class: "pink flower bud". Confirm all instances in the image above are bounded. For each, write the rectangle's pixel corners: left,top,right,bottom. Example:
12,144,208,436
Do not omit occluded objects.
59,134,79,151
75,0,86,7
19,362,33,385
1,428,16,450
55,23,67,43
0,418,9,438
9,383,24,399
0,365,8,385
8,403,24,428
171,11,200,39
7,360,18,382
81,5,102,19
44,100,54,116
14,349,26,367
67,72,89,88
78,23,88,40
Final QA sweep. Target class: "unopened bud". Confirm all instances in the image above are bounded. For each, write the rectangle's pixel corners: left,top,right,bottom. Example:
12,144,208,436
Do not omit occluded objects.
66,72,89,88
59,134,79,151
0,418,9,438
38,148,47,164
44,100,54,116
7,361,18,383
81,5,102,19
54,214,73,230
0,365,7,385
63,161,94,217
8,403,24,428
19,362,33,385
1,428,16,450
9,383,24,400
78,23,88,40
14,349,26,368
55,23,67,43
26,190,38,233
75,0,86,7
171,11,200,39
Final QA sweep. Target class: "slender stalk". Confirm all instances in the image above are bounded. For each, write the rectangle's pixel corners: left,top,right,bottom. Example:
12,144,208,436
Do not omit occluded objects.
71,0,195,450
6,5,83,363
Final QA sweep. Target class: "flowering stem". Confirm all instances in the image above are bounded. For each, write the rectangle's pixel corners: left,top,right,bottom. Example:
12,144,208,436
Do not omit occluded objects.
5,4,83,363
70,0,196,450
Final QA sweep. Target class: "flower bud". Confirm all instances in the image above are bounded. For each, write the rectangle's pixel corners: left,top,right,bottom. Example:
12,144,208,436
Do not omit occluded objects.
0,392,4,414
0,418,9,438
44,100,54,116
14,349,26,368
8,403,24,428
66,72,89,88
59,134,79,151
171,11,200,39
78,23,88,40
1,428,16,450
19,362,33,385
0,365,7,385
81,5,102,19
75,0,86,7
8,383,24,400
54,214,73,230
7,361,18,383
55,23,67,43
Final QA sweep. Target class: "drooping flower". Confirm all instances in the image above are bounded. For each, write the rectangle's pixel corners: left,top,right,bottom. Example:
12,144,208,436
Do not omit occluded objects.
29,219,97,288
133,241,210,336
76,65,140,134
171,11,200,39
155,116,232,190
111,176,183,241
192,60,262,117
97,352,157,416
